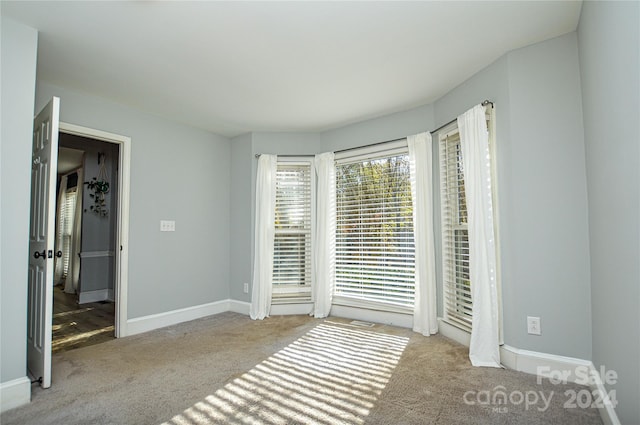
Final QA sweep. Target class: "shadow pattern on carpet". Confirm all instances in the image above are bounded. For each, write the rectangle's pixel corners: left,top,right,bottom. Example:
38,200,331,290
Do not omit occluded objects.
1,312,602,425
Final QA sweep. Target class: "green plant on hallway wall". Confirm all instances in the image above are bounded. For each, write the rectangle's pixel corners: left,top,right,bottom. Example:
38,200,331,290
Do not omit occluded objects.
84,177,109,217
85,152,110,218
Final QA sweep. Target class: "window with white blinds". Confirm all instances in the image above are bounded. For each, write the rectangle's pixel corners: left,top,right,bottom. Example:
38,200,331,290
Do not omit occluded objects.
335,147,415,309
439,112,496,333
439,130,472,331
59,187,77,281
272,161,313,301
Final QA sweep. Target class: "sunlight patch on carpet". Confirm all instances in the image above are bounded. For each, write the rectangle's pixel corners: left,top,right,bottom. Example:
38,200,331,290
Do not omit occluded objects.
51,325,114,352
163,321,409,425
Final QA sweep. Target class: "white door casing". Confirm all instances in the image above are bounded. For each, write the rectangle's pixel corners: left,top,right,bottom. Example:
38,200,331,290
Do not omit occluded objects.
58,122,131,338
27,97,60,388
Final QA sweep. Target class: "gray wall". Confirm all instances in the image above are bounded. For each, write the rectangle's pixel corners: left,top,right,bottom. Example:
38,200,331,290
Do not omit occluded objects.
578,1,640,423
229,133,252,302
79,139,118,294
437,33,592,360
321,33,593,360
36,81,232,319
321,104,434,153
59,134,119,296
0,17,38,384
501,33,591,358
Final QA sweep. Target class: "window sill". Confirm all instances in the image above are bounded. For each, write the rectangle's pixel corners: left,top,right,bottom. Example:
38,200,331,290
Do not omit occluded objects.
270,302,313,316
331,296,413,315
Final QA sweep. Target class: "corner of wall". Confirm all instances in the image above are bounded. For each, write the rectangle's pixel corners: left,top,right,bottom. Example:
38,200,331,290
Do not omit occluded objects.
229,134,254,302
1,15,38,392
577,1,640,423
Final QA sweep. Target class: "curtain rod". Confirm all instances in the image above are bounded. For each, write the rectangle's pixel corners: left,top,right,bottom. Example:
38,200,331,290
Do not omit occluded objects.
254,153,314,158
334,137,406,155
254,100,494,158
255,137,405,158
430,99,494,135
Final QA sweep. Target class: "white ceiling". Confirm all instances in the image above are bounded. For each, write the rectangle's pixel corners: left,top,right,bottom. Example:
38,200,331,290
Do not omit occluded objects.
3,1,582,138
58,147,84,175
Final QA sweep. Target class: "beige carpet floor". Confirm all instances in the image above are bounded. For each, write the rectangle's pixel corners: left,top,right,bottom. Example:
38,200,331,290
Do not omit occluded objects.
2,312,602,425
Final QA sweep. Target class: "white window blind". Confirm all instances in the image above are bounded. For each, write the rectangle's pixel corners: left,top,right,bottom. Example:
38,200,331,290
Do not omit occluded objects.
273,161,312,301
59,187,77,281
439,109,496,334
440,130,472,332
335,148,415,308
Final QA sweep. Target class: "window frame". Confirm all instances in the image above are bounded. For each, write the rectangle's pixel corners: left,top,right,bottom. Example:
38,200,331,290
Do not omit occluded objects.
271,158,315,303
438,125,472,331
333,140,416,314
437,108,501,335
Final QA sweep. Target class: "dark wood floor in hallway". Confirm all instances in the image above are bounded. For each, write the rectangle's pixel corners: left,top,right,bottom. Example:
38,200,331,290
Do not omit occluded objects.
52,285,115,353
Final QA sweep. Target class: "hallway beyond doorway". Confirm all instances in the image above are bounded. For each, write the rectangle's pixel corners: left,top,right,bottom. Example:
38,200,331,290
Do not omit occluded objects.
52,286,114,353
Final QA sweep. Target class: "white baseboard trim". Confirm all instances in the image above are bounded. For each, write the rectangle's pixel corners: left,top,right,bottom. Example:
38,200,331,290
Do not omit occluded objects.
126,299,231,336
436,318,619,425
78,289,110,304
79,250,114,258
229,300,250,315
501,346,620,425
499,345,591,381
0,377,31,413
329,304,413,328
589,364,621,425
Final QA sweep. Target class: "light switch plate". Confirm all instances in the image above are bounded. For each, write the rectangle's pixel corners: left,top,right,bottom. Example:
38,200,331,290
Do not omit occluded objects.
160,220,176,232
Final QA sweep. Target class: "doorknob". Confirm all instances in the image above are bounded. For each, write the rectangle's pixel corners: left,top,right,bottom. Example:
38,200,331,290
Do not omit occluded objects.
33,250,46,259
55,251,62,258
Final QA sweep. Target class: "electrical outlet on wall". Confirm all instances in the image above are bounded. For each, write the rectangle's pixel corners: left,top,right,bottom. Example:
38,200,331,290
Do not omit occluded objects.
527,316,541,335
243,283,249,293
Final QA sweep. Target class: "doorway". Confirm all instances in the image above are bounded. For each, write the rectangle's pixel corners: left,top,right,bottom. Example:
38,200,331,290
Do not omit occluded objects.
58,122,131,341
53,135,119,352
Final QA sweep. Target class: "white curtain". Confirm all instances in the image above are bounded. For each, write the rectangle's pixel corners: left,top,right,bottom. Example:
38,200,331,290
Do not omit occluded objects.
408,133,438,336
66,167,83,294
458,104,500,368
54,175,68,284
250,154,277,320
312,152,336,318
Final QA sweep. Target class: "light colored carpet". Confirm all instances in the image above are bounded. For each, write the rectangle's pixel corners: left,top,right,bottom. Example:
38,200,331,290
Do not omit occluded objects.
2,312,602,424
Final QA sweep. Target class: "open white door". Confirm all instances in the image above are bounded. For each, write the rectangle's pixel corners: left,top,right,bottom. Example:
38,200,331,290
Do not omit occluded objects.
27,97,60,388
